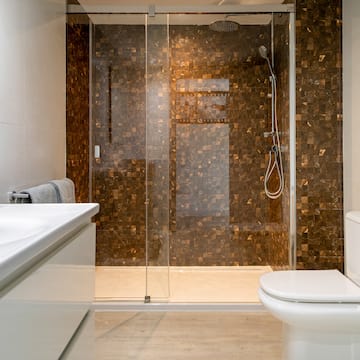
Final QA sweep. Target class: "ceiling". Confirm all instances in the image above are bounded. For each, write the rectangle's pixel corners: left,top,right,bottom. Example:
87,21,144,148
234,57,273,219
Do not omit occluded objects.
77,0,285,5
75,0,286,25
86,13,273,25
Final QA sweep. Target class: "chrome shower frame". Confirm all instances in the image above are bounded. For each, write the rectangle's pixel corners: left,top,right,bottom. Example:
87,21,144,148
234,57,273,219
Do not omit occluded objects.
289,11,296,270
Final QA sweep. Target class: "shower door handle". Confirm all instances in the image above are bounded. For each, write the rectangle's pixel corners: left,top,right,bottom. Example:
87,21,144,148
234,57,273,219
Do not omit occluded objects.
94,145,101,159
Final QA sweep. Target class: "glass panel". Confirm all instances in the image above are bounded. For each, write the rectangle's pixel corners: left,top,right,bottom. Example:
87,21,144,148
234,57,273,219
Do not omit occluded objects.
167,13,290,302
85,11,292,303
145,13,170,301
273,12,290,269
91,15,147,300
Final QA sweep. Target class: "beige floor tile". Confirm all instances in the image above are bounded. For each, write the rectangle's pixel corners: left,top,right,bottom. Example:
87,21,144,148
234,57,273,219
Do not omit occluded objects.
91,311,282,360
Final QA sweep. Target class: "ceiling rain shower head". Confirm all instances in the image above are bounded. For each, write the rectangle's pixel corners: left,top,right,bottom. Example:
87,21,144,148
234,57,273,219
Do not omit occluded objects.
209,20,239,32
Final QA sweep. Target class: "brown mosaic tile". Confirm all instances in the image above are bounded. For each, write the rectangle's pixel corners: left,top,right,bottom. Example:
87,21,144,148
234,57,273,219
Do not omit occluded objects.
168,23,289,266
66,15,90,203
91,25,147,265
296,0,343,271
66,3,343,270
66,20,291,267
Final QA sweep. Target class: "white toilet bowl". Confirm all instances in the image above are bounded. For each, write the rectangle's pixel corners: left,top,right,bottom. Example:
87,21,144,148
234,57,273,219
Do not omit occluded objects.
259,212,360,360
259,270,360,360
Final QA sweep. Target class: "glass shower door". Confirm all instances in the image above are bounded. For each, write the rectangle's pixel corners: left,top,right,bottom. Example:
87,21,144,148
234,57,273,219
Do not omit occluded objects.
145,13,170,302
91,14,170,301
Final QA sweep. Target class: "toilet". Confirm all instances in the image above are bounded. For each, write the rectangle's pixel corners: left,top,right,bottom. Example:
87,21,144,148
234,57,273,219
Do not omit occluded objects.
259,211,360,360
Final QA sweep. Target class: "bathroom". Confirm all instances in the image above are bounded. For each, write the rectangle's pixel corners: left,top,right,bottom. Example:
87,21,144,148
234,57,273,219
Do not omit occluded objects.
0,0,357,358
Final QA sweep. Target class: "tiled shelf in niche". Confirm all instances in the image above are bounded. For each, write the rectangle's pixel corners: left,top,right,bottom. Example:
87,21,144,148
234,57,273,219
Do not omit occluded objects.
176,92,229,124
175,78,230,124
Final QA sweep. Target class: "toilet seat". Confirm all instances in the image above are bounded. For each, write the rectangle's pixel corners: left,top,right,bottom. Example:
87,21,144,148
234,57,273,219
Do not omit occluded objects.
260,270,360,303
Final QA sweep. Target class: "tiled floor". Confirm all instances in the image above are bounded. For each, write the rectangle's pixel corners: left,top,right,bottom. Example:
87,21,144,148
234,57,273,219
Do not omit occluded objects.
63,311,282,359
96,266,272,302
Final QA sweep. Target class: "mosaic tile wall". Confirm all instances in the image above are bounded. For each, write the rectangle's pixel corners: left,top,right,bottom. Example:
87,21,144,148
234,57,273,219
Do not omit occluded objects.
169,25,289,266
295,0,343,271
66,1,344,270
91,25,147,265
86,22,290,266
66,15,90,203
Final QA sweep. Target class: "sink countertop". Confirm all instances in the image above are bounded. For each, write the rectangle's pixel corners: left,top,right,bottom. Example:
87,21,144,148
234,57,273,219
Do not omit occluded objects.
0,203,99,291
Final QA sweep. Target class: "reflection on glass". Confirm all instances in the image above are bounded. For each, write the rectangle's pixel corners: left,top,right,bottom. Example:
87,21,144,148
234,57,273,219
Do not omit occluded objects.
82,11,292,301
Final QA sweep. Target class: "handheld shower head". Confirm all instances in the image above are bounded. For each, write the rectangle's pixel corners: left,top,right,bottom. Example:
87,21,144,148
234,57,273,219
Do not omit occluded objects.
258,45,268,59
259,44,276,80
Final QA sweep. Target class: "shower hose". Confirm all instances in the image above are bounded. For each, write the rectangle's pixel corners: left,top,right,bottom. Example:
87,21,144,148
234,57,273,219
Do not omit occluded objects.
264,76,284,200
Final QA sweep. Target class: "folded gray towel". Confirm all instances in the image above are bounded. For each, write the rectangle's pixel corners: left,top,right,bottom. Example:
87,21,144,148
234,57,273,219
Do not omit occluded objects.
48,178,76,203
21,183,59,203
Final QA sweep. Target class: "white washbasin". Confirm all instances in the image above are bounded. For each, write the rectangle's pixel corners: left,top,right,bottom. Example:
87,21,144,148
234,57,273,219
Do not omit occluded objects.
0,204,99,290
0,217,46,244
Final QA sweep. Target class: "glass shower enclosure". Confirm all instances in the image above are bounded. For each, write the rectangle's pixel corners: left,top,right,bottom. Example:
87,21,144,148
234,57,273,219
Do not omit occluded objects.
67,5,296,303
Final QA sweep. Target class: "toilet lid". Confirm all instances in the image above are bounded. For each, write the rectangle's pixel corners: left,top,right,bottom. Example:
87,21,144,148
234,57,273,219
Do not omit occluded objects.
260,270,360,303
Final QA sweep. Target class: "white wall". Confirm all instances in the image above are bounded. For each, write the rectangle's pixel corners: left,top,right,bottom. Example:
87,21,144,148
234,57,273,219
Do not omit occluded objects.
0,0,66,203
343,1,360,213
